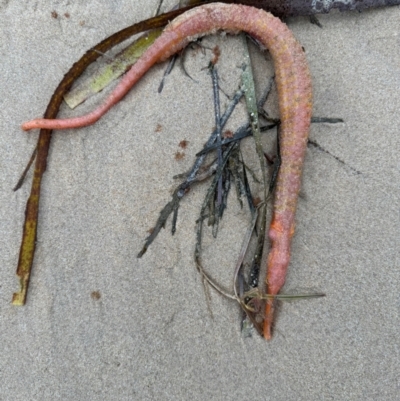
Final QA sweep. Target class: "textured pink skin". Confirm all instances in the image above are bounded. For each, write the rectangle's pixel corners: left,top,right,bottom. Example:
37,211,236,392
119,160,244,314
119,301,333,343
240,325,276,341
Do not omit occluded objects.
21,3,313,339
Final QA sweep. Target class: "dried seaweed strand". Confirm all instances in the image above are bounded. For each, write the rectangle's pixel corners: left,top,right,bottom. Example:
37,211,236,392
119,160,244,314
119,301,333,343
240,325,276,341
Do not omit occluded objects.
237,34,269,333
12,6,194,305
210,65,224,208
195,141,238,298
137,87,243,257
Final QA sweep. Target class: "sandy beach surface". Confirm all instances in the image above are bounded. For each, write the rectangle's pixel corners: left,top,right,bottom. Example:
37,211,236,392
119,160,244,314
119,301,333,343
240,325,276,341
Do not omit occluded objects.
1,1,399,400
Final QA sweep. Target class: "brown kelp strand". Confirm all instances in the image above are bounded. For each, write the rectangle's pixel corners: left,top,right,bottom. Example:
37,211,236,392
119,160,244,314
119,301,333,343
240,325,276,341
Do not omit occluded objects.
12,6,195,306
22,4,313,340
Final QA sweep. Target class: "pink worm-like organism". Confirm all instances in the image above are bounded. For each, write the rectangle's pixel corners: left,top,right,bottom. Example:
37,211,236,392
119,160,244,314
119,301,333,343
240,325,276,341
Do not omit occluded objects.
22,3,312,340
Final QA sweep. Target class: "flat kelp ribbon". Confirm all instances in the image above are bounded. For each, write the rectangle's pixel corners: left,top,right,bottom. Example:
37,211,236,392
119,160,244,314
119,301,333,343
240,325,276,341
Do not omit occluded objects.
12,6,195,305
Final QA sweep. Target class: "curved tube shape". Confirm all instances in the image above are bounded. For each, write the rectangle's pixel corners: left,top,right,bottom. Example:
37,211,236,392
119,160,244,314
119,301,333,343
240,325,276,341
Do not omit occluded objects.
22,3,312,339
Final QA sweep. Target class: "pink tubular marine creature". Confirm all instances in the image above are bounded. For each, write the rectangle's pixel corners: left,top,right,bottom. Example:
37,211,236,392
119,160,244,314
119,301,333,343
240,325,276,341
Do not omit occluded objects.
22,3,313,340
